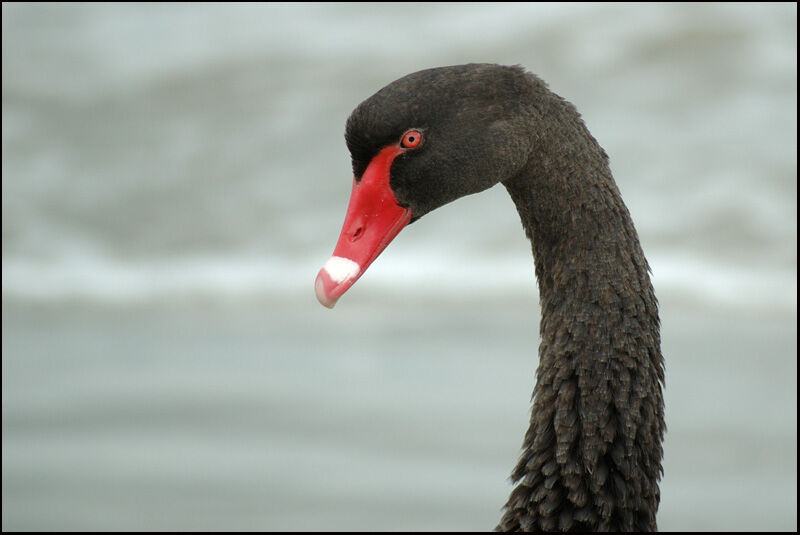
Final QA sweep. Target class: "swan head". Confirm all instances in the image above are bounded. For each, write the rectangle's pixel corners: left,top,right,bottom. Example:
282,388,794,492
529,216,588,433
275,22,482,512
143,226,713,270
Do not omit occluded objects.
315,64,536,308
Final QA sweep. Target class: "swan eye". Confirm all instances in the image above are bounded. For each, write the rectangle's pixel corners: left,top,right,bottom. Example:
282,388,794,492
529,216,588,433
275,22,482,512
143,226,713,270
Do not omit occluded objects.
400,130,422,149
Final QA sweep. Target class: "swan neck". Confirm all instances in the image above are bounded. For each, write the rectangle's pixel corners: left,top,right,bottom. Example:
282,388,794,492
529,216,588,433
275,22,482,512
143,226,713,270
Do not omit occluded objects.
497,122,665,531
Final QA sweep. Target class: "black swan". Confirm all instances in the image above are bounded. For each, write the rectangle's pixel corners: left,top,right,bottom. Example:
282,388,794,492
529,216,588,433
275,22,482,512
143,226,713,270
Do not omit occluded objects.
314,64,665,532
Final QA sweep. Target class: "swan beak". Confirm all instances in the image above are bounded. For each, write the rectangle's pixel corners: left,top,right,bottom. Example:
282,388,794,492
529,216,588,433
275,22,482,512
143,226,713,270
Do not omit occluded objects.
315,146,412,308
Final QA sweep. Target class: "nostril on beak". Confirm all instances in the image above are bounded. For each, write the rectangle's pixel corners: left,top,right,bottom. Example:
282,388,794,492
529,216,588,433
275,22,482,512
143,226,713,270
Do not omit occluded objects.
350,226,364,242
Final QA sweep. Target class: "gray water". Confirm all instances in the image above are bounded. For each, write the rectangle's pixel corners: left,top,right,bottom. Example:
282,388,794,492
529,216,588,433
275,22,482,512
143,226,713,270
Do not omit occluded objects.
2,3,797,531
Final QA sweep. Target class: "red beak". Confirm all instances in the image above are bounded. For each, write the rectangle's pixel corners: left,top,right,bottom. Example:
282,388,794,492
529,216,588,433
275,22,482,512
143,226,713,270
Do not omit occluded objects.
315,146,412,308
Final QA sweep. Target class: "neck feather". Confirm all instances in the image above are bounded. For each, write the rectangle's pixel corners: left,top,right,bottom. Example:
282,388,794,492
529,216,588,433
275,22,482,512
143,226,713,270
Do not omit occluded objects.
496,112,665,531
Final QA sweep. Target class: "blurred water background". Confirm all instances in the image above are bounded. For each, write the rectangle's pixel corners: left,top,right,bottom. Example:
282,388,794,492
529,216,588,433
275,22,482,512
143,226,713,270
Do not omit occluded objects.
2,3,796,531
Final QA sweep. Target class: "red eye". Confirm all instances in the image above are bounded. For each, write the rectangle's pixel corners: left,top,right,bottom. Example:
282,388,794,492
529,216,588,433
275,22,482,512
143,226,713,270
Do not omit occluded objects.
400,130,422,149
